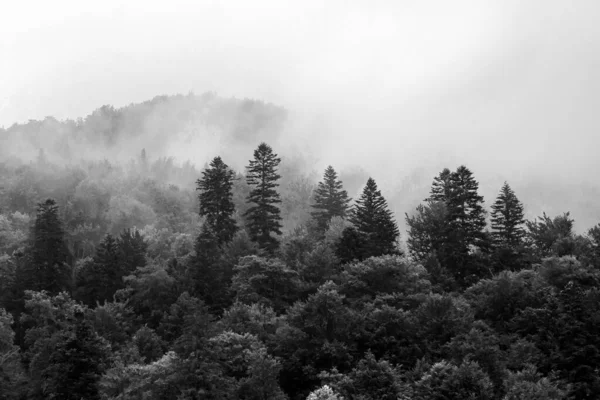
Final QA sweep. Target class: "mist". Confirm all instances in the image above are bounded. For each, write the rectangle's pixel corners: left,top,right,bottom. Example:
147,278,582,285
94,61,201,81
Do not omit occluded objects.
2,0,600,232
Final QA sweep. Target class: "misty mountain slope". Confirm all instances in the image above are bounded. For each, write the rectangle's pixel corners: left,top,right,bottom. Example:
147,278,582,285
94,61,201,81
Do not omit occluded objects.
0,93,287,171
2,92,600,240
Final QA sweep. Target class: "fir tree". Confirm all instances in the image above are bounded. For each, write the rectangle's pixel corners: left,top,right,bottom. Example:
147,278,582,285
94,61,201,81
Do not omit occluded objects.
349,178,399,259
196,156,238,246
311,165,351,233
20,199,71,295
427,168,453,202
244,143,283,252
490,182,526,247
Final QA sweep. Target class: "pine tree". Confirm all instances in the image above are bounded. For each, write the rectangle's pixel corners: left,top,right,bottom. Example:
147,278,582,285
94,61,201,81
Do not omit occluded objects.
490,182,526,247
349,178,399,259
196,156,238,246
244,143,283,252
416,166,489,284
427,168,453,202
21,199,71,295
311,166,352,232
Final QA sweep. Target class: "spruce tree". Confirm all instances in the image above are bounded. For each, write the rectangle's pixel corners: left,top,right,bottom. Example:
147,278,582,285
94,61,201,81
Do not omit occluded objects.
427,168,453,202
349,178,399,259
196,156,237,246
25,199,71,294
490,182,526,247
311,165,351,232
417,166,489,284
244,143,283,252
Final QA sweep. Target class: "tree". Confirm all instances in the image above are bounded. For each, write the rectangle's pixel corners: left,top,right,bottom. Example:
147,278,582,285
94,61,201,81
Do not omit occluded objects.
427,168,453,203
42,312,111,400
18,199,71,296
405,201,448,263
422,166,489,284
491,182,526,247
311,166,351,233
244,143,283,252
117,228,147,274
349,178,399,259
75,234,121,307
0,308,25,399
196,156,238,246
526,212,575,259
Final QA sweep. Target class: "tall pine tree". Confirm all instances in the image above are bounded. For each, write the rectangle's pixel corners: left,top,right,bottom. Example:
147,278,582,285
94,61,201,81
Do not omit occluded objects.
348,177,399,259
22,199,72,295
490,182,526,247
244,143,283,252
196,156,237,246
421,166,489,284
311,166,351,232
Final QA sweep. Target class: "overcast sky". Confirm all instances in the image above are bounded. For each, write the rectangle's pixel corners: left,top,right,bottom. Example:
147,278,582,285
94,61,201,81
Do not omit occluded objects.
1,0,599,180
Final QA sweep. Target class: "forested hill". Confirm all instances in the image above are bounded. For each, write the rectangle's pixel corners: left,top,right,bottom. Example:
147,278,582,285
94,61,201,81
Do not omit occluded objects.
1,92,600,399
2,92,600,238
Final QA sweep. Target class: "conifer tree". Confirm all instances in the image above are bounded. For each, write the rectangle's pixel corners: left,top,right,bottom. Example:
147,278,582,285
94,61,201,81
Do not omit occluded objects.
22,199,72,294
311,165,352,232
427,167,453,202
196,156,238,246
117,228,147,274
76,234,121,306
349,178,399,259
490,182,526,247
416,166,489,284
244,143,283,252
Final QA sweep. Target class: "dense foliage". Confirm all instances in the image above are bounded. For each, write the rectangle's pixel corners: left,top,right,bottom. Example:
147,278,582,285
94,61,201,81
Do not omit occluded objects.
1,95,600,399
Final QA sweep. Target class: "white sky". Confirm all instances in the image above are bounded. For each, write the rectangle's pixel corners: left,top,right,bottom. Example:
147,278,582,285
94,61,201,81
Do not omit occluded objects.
1,0,599,180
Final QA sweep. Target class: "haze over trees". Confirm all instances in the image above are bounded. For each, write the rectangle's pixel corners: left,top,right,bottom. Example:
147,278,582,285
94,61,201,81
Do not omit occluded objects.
0,94,599,399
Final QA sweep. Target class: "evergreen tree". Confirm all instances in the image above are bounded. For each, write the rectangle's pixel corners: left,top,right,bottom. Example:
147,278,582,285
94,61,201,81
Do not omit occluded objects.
117,228,147,275
427,167,453,202
196,156,238,246
311,166,351,233
418,166,489,284
244,143,283,252
490,182,526,247
20,199,71,295
349,178,399,259
76,234,121,307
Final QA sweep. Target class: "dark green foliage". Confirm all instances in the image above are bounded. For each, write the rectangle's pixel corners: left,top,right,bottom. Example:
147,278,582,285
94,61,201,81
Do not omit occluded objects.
196,156,238,246
244,143,283,252
349,178,400,260
311,166,351,233
491,182,526,247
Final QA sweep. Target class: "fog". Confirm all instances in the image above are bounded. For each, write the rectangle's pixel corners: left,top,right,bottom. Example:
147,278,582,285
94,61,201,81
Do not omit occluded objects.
2,0,600,231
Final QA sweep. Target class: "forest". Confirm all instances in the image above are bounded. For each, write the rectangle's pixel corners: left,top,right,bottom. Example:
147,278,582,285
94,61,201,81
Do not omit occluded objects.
1,94,600,400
